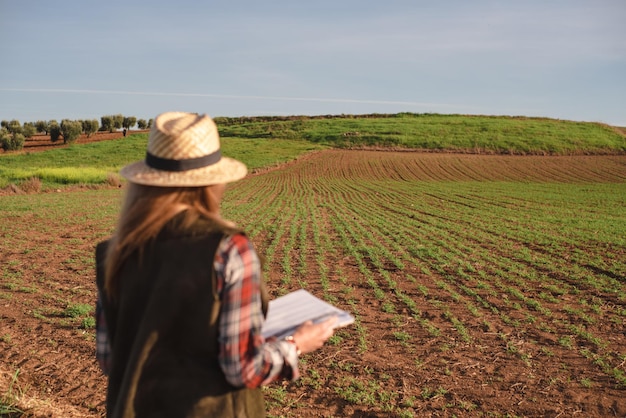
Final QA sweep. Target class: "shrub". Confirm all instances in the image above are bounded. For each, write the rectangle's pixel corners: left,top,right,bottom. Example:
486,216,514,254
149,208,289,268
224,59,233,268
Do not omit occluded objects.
20,177,41,193
22,123,36,139
0,129,25,151
12,133,25,151
5,184,23,194
1,128,10,145
19,177,42,193
106,173,122,188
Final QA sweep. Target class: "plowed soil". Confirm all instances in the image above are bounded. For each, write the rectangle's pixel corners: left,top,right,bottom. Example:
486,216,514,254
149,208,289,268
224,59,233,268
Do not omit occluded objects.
1,142,625,417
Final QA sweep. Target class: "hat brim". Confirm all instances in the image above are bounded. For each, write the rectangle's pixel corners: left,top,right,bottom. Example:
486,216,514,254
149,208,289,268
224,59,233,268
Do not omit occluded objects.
120,157,247,187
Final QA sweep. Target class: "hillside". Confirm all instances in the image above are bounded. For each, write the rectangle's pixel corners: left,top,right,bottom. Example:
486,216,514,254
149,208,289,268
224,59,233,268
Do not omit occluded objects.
214,113,626,155
6,114,626,156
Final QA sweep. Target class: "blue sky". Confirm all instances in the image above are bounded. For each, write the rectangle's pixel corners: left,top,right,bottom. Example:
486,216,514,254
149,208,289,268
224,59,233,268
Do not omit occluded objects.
1,0,625,125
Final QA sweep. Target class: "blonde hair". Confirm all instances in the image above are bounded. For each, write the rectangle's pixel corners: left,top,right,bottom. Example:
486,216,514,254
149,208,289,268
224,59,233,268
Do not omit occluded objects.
104,183,238,295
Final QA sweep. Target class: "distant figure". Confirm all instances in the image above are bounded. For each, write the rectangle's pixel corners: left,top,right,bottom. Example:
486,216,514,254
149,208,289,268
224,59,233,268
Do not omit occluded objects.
95,112,337,417
122,128,127,137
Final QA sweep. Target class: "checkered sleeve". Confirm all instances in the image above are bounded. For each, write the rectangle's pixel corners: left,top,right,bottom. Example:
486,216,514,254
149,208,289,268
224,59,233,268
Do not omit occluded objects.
216,233,300,388
95,292,111,375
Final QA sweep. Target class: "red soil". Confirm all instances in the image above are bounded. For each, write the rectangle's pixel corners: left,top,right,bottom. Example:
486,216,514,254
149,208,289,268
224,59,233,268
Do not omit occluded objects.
1,144,625,417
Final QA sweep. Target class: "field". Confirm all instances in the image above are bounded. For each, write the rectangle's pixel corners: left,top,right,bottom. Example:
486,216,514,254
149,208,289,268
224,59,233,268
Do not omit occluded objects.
1,144,625,416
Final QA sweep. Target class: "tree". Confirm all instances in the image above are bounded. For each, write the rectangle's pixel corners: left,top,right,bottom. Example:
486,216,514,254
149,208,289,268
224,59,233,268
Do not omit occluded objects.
82,119,99,137
137,119,148,129
35,120,48,134
60,119,83,143
49,121,61,142
7,120,22,134
123,116,137,130
148,118,154,128
101,115,114,133
101,114,124,132
90,119,100,133
0,128,25,151
22,123,36,139
112,114,124,131
47,120,58,136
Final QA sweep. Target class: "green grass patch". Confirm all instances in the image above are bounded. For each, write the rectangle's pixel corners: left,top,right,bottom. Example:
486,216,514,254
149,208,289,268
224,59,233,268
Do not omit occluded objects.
62,303,93,319
0,133,326,189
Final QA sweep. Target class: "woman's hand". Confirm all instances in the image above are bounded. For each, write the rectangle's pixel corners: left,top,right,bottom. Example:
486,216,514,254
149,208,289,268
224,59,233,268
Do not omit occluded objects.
291,316,338,355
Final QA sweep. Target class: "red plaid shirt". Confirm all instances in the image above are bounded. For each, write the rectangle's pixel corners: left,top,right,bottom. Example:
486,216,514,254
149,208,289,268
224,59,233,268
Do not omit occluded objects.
95,233,299,387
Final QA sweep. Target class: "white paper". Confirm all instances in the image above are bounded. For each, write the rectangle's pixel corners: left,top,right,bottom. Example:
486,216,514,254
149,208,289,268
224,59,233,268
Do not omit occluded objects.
261,289,355,339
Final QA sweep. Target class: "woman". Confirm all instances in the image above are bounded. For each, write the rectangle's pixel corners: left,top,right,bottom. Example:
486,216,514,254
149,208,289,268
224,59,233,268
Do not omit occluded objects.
95,112,336,417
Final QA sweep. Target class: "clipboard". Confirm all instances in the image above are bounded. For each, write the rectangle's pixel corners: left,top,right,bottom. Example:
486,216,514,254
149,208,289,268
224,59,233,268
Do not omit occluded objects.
261,289,355,339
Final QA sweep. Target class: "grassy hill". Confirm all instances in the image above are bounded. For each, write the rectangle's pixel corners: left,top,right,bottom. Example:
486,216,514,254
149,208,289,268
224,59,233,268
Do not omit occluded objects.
214,113,626,155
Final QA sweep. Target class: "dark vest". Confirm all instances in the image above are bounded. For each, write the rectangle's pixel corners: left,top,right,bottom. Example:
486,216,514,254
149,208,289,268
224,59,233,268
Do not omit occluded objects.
96,228,268,418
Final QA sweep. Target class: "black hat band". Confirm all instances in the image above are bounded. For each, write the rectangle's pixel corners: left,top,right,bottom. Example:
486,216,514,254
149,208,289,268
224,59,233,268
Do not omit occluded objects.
145,149,222,172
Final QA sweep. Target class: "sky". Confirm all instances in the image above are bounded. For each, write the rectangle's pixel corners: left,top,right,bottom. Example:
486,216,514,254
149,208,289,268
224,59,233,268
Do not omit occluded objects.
1,0,625,126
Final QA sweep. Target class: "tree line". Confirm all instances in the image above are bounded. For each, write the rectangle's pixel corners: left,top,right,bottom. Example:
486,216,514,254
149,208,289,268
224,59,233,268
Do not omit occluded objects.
0,114,153,151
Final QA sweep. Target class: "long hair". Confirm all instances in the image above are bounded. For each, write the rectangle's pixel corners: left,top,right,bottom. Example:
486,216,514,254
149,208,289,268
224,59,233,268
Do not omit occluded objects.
103,183,238,296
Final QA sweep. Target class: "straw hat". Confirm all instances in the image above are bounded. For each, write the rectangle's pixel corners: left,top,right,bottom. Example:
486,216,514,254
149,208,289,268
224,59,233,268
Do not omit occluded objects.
120,112,247,187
